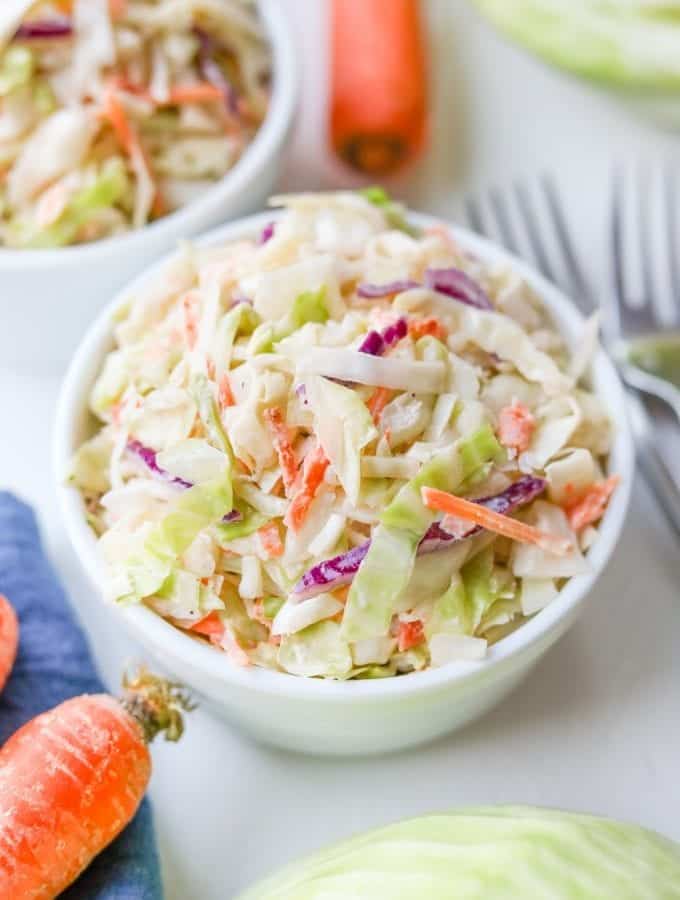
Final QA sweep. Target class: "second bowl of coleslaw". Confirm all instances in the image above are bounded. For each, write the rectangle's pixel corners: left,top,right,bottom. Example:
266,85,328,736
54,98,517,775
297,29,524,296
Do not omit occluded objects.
55,191,634,755
0,0,296,370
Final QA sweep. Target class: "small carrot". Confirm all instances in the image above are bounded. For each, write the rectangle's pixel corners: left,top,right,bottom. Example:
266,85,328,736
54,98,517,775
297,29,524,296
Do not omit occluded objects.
330,0,428,174
258,521,284,558
497,403,536,454
564,475,620,532
366,386,394,424
0,670,192,899
398,619,424,652
284,444,330,532
421,486,573,556
0,595,18,694
408,317,447,342
264,407,298,496
218,373,236,410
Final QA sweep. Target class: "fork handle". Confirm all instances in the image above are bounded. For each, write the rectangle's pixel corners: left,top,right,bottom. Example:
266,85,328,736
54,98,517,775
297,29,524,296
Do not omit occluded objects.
628,391,680,537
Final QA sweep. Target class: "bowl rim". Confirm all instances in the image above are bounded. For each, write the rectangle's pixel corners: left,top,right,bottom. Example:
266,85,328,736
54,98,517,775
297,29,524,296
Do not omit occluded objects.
54,208,635,701
0,0,297,270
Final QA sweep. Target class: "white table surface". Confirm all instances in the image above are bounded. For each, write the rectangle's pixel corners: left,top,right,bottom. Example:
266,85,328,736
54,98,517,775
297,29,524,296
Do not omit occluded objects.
2,2,680,897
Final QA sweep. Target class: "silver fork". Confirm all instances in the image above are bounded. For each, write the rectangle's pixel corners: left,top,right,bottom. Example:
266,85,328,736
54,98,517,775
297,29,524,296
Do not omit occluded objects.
464,175,680,536
608,166,680,420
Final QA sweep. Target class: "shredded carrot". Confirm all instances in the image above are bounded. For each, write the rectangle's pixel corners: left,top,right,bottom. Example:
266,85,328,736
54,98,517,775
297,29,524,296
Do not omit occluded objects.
425,223,458,253
102,88,137,155
398,619,424,652
191,613,250,665
190,612,224,640
421,486,573,556
102,87,165,216
564,475,620,532
497,403,536,454
218,373,236,410
166,83,225,105
258,522,284,558
284,444,330,532
334,585,351,605
182,292,199,349
264,407,298,496
219,626,251,667
366,386,394,424
408,317,447,342
109,80,224,108
108,0,127,19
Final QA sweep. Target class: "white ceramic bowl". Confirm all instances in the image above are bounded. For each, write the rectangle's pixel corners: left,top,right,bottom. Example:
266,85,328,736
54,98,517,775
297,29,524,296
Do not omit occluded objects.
0,0,296,373
54,211,635,757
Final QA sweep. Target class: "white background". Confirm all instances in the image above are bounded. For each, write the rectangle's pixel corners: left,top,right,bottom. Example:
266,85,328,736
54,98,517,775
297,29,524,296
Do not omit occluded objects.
2,2,679,897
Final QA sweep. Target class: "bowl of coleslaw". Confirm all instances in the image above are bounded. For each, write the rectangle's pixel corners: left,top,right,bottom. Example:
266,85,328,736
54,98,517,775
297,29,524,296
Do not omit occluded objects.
0,0,296,370
54,190,634,755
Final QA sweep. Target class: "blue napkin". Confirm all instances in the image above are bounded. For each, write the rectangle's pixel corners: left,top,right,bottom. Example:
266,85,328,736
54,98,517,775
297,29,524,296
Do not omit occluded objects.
0,491,163,900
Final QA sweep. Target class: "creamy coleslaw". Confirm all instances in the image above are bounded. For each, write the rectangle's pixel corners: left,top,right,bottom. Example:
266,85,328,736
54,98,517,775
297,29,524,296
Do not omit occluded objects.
0,0,270,248
72,189,617,679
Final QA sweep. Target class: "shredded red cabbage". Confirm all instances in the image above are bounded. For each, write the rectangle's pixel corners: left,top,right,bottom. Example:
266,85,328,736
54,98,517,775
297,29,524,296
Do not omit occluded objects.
292,542,370,601
14,18,73,39
383,317,408,345
356,280,419,299
358,317,407,356
357,271,490,311
292,476,546,597
127,439,240,520
194,27,240,116
258,221,276,245
357,330,384,356
127,440,193,489
424,267,492,311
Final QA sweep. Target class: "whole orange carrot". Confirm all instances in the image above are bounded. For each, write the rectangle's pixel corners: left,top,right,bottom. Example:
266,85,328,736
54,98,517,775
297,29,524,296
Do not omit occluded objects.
0,594,18,693
0,670,193,899
330,0,428,174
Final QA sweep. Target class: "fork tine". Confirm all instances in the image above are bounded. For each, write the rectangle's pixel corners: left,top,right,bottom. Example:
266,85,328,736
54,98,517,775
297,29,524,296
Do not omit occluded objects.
540,175,593,310
610,168,626,321
488,187,521,254
664,164,680,323
513,181,559,284
609,167,657,339
637,164,656,307
464,194,487,237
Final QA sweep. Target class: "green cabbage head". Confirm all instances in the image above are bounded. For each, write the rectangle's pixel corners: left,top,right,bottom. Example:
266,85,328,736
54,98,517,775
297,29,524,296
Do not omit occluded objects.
239,806,680,899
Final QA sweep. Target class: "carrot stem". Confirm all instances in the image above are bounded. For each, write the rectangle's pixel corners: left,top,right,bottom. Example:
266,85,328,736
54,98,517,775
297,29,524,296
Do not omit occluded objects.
120,667,195,744
421,486,573,556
